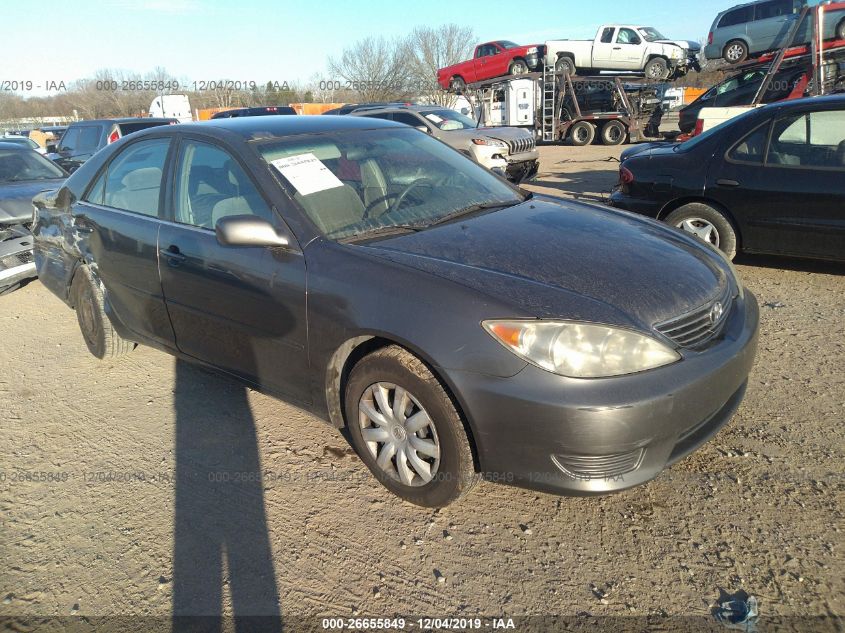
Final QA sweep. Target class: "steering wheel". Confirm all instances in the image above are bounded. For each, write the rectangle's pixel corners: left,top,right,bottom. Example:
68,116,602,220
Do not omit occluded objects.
383,178,436,217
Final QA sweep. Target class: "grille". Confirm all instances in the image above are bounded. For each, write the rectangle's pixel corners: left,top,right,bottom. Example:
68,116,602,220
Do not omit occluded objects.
551,449,644,480
507,137,535,154
0,250,34,270
16,251,33,265
655,284,733,349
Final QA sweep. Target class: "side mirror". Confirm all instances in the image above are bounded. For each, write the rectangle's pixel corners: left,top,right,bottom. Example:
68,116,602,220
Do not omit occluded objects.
215,215,290,248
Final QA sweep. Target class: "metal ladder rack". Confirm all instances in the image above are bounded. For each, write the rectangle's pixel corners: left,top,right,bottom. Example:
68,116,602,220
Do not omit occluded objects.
541,62,557,141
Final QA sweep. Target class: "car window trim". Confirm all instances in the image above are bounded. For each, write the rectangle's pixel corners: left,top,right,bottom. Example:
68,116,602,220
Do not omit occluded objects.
79,136,174,218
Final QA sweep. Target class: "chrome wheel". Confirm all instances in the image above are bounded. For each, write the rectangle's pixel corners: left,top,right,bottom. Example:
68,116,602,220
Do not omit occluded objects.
726,43,745,62
677,217,720,247
358,382,441,487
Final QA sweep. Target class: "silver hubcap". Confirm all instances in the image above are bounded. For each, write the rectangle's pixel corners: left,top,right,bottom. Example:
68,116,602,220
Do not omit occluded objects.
513,64,527,74
647,64,662,78
358,382,441,487
727,45,744,61
606,125,622,142
677,217,720,247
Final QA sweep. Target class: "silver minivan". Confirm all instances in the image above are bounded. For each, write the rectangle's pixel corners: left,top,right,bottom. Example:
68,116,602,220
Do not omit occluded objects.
704,0,845,64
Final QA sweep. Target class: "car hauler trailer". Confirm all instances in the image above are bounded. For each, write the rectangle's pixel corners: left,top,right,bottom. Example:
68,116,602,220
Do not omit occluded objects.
461,67,665,145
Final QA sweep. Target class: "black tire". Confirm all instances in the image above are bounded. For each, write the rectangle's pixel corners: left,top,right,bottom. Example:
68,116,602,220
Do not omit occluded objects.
723,40,748,64
664,203,738,260
643,57,669,80
450,76,466,93
70,266,136,359
344,345,479,508
509,59,529,75
555,56,576,75
600,120,627,145
568,121,596,146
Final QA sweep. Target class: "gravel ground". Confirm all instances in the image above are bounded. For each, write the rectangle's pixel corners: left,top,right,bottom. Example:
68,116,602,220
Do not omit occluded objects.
1,143,843,631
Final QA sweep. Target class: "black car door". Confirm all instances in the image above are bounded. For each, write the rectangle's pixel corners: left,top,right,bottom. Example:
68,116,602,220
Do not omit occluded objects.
157,136,311,403
707,105,845,259
73,136,176,347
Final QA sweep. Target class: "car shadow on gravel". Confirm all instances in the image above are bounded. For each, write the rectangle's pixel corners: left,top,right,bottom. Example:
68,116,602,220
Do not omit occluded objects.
172,358,282,632
735,253,845,275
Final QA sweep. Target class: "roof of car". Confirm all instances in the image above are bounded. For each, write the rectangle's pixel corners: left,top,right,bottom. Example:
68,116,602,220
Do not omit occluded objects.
164,114,405,139
0,141,33,151
762,93,845,112
68,118,177,125
351,105,444,114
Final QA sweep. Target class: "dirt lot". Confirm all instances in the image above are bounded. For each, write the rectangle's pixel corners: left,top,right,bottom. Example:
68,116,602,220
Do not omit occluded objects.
2,143,844,630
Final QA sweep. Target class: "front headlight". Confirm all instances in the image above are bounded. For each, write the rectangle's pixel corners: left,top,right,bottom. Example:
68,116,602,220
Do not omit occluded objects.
483,320,680,378
472,138,507,148
525,47,538,55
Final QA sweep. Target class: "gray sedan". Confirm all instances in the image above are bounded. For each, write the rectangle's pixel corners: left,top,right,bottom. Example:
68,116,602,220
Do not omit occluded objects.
32,116,758,507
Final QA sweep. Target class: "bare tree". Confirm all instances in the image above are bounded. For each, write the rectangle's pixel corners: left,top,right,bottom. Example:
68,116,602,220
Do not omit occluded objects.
404,24,475,106
328,36,410,102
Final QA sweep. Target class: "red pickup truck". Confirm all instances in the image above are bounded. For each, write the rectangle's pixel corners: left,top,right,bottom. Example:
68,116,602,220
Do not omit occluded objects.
436,41,542,91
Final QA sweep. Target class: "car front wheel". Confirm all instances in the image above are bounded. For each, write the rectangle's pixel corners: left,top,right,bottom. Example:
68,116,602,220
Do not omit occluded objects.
509,60,529,75
665,203,738,260
643,57,669,80
345,345,479,507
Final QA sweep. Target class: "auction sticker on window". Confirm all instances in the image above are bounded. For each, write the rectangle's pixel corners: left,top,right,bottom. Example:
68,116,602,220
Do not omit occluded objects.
270,153,344,196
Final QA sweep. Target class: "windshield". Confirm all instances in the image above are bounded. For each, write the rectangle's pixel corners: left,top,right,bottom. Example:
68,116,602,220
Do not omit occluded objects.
257,127,522,241
0,148,66,182
638,27,667,41
419,109,478,131
497,41,519,49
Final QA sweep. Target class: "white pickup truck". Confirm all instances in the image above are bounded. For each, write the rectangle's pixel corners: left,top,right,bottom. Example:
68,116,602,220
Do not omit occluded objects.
545,25,701,80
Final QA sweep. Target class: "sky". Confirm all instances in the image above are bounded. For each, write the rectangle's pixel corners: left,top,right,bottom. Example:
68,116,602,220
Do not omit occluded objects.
4,0,736,96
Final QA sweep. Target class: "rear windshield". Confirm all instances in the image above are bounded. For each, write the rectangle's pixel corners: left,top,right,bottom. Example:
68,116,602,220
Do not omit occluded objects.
118,121,173,135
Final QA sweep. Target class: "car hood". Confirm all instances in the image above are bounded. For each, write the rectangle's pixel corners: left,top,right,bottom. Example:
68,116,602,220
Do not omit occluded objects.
656,39,701,53
445,126,533,142
0,179,66,225
362,197,728,331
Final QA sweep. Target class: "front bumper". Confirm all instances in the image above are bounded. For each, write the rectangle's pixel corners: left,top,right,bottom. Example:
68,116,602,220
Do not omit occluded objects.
0,229,37,291
446,290,759,496
502,158,539,183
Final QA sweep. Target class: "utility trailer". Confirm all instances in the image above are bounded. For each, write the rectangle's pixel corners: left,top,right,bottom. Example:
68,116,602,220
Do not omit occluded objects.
459,67,665,146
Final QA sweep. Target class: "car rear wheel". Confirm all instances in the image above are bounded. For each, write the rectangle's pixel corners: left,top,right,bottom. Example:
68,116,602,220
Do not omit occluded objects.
665,203,738,260
509,59,529,75
345,345,479,507
837,19,845,40
643,57,669,80
568,121,596,146
724,40,749,64
600,120,627,145
71,266,136,359
450,76,466,93
555,56,576,75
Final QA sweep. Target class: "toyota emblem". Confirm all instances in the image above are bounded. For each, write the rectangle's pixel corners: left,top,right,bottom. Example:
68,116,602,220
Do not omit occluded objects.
709,301,724,325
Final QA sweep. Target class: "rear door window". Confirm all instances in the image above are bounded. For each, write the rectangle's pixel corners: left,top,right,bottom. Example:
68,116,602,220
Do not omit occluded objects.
87,138,171,216
76,126,101,152
767,110,845,168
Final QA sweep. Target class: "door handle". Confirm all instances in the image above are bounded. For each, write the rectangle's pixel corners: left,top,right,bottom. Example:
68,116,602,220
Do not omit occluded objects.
716,179,740,187
613,47,622,50
160,245,186,265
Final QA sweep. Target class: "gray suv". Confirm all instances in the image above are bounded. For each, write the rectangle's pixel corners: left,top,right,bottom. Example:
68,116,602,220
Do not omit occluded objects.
704,0,845,64
350,105,539,183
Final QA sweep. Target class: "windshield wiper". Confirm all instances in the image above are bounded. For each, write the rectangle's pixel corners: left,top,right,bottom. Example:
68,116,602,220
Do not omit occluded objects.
339,223,427,243
430,199,522,226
